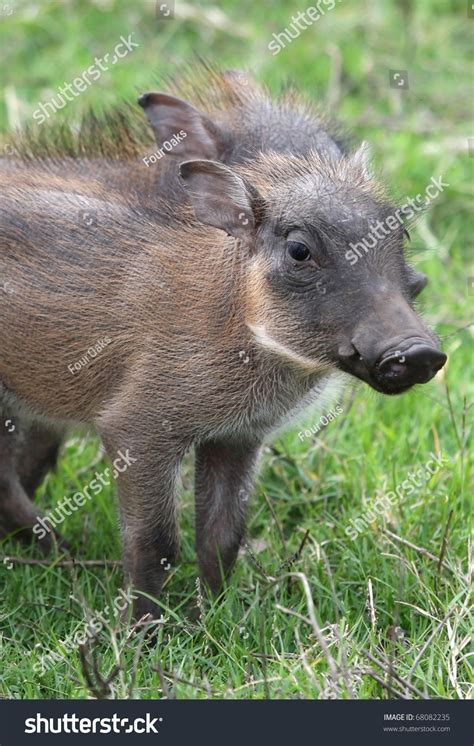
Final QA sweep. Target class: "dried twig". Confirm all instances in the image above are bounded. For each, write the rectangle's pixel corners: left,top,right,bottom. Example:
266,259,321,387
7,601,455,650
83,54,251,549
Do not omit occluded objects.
0,556,122,569
251,651,300,661
382,530,444,566
78,641,121,699
367,578,377,630
277,529,310,575
363,667,410,699
243,542,273,581
361,649,427,699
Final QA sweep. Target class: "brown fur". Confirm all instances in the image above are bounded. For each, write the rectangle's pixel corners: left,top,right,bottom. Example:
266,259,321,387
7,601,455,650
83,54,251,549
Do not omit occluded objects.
0,152,339,617
0,70,443,621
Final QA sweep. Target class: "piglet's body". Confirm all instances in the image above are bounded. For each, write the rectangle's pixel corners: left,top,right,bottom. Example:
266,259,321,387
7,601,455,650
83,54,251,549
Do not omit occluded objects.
0,73,445,620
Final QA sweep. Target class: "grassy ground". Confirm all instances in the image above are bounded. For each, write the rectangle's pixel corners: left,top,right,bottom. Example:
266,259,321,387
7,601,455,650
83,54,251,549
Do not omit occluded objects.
0,0,472,699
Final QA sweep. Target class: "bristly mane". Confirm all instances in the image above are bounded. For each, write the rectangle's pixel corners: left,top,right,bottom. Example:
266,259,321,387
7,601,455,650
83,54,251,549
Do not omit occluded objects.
4,60,349,162
6,102,153,161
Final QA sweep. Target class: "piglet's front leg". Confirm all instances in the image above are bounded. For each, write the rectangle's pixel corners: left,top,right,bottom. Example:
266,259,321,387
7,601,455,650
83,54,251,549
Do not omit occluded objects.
194,438,261,594
100,424,186,623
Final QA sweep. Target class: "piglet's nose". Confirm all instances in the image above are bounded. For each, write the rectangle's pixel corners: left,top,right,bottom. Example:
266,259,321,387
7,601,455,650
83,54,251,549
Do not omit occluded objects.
377,344,446,386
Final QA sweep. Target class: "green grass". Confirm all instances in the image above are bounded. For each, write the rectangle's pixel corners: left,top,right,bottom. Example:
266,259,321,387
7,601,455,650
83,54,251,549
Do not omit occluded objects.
0,0,472,700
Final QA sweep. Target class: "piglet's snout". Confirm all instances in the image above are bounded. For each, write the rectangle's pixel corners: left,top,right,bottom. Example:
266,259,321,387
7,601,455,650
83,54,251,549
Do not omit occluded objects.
339,292,447,392
376,344,446,386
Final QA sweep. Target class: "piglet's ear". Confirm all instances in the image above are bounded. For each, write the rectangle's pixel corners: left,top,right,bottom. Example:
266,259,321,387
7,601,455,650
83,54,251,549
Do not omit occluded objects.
179,160,262,243
138,92,224,160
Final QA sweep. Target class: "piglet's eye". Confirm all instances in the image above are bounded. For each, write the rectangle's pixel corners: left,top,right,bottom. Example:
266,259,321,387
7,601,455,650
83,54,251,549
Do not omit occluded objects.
287,241,311,262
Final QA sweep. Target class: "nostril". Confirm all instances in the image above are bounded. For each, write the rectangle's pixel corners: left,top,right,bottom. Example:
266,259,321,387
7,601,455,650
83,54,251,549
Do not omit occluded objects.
381,360,407,376
378,358,409,382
